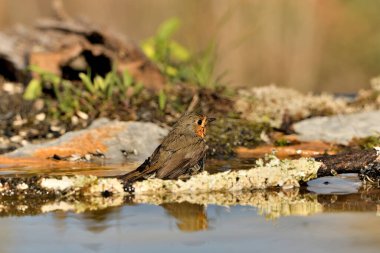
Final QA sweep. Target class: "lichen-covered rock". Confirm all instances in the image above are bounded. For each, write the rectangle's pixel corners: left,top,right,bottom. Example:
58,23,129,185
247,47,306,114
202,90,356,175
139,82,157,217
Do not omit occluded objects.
235,84,380,130
0,156,321,197
133,156,321,194
235,85,352,128
40,175,124,196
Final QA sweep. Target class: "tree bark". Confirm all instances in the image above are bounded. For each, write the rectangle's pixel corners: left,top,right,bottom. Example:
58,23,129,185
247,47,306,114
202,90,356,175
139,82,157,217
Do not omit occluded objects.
316,149,380,181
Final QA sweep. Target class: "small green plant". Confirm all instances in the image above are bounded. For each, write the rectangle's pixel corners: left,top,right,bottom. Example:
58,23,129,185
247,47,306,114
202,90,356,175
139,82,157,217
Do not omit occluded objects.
186,42,220,88
23,65,61,100
78,69,136,99
142,17,190,77
23,66,81,118
23,79,42,100
142,17,222,88
158,89,167,111
23,65,146,120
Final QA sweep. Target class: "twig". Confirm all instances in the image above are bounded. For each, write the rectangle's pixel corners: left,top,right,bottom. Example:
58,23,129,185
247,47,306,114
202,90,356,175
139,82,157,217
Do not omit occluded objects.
186,93,199,113
52,0,71,21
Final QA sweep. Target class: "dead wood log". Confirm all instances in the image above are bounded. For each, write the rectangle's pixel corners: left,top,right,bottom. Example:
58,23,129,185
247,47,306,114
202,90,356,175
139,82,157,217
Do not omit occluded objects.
316,148,380,182
0,5,165,91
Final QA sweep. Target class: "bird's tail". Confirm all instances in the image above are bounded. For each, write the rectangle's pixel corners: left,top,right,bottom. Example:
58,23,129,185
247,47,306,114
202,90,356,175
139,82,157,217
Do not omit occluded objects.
117,158,151,183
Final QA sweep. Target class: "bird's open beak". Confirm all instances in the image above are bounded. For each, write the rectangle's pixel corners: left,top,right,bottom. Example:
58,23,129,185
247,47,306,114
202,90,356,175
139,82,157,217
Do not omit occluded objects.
207,117,216,123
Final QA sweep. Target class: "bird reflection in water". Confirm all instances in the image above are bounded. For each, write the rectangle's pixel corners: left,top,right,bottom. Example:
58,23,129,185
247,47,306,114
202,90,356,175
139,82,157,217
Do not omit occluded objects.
161,202,208,232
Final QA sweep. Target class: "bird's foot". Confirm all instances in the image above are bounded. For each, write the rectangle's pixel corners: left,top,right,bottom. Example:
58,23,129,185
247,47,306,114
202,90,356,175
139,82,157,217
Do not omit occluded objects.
123,181,135,193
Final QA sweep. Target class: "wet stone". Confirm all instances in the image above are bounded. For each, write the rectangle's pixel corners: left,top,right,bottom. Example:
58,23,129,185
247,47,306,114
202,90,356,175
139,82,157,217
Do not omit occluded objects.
307,174,362,194
294,110,380,145
2,118,168,164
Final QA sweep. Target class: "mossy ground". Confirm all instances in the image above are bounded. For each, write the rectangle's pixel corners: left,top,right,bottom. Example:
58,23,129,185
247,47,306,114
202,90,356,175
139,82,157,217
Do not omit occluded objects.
207,118,269,158
350,135,380,150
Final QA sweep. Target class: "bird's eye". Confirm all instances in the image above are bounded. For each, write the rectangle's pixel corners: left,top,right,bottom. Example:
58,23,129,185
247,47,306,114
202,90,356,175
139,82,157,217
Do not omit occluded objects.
197,119,203,125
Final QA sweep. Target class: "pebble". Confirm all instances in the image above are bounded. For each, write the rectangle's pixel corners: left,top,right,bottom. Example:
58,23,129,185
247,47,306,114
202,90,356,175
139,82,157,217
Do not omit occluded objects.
71,115,79,125
77,111,89,120
16,183,29,190
12,114,27,127
69,154,82,161
10,135,23,143
2,82,23,94
50,125,62,132
29,128,40,136
0,137,9,145
33,99,45,111
16,205,28,212
35,113,46,121
21,140,29,146
19,130,28,137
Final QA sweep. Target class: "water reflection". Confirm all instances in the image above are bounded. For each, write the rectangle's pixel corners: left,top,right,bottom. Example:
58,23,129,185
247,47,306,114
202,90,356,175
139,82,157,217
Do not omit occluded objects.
79,207,122,234
317,188,380,213
0,186,379,222
161,202,208,232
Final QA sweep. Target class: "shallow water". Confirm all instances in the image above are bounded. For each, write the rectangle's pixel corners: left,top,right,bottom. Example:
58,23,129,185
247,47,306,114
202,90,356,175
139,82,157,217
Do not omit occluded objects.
0,161,379,253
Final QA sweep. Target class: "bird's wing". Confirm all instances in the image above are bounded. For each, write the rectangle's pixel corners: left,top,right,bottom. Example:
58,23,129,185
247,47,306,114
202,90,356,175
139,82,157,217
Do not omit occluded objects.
155,139,207,179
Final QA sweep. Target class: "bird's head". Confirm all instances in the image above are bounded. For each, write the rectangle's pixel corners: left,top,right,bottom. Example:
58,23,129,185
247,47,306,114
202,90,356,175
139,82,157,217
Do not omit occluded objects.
174,113,215,138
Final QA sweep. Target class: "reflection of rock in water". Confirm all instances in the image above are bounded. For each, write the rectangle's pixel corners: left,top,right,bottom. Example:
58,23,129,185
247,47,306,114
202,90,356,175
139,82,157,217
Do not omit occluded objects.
0,189,323,219
254,190,323,219
1,186,380,219
135,189,324,219
161,202,208,232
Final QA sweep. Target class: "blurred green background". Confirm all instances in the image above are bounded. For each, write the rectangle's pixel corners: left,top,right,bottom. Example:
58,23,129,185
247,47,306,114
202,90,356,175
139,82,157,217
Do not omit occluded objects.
1,0,380,92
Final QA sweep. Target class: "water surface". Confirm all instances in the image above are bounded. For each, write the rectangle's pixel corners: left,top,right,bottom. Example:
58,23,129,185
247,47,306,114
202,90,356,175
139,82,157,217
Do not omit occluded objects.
0,161,379,253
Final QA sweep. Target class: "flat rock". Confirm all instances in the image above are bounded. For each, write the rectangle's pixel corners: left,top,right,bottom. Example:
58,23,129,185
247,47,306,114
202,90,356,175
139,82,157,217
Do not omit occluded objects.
293,110,380,144
307,174,362,194
1,118,168,164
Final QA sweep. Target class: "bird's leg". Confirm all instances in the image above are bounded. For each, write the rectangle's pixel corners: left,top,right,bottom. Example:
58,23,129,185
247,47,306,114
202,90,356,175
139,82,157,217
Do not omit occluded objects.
177,174,191,180
143,172,156,180
123,181,135,193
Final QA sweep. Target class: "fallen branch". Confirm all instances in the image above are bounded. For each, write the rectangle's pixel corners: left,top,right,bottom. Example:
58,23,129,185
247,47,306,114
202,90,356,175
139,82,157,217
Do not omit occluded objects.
315,148,380,179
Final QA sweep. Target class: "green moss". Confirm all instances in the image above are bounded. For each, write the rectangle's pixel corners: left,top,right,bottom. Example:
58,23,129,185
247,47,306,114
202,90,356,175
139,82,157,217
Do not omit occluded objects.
354,135,380,149
206,118,270,158
274,138,291,147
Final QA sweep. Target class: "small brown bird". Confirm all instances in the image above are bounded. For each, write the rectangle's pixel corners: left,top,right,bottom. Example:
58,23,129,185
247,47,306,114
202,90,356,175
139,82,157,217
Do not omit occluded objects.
119,113,214,184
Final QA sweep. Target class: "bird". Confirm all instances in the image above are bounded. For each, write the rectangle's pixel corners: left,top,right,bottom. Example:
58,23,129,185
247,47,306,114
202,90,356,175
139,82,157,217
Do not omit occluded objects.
119,113,215,186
